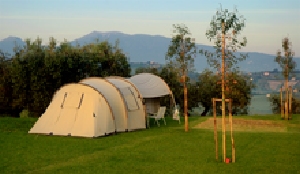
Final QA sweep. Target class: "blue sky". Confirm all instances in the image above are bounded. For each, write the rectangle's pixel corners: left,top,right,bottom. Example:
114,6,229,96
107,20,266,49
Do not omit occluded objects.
0,0,299,55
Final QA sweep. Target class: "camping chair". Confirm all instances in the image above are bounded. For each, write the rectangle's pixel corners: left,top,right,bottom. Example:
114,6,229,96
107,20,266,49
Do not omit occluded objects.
173,105,181,124
148,106,166,127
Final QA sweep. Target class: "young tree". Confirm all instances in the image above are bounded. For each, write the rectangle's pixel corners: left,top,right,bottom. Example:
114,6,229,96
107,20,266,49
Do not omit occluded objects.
200,5,247,163
165,24,196,132
275,37,296,120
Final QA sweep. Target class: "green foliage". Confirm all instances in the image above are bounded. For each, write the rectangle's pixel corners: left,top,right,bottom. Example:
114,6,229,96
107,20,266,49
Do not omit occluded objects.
164,24,197,116
165,24,196,76
200,5,247,71
206,6,246,40
158,67,182,111
274,37,296,78
196,70,220,113
186,82,200,110
269,94,300,114
197,69,254,115
19,109,31,118
2,37,131,117
0,51,13,115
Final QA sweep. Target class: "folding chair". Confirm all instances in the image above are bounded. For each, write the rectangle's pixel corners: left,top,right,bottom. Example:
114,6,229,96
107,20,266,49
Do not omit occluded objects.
173,105,181,124
148,106,166,127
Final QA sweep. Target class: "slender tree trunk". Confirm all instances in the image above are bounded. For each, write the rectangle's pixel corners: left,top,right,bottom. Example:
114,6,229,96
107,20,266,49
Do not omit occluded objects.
281,87,284,118
213,98,218,161
289,86,292,119
184,68,188,132
221,22,226,163
285,59,288,120
179,35,188,132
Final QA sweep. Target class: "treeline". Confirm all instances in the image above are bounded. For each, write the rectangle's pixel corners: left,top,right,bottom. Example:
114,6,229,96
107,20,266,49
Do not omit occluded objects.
0,37,131,117
269,95,300,114
0,37,255,118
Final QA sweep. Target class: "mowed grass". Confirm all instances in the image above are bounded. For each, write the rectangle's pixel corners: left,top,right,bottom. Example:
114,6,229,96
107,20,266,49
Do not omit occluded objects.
0,115,300,174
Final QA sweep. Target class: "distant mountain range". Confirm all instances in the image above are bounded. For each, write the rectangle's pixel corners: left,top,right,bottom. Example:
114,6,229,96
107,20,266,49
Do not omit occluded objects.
1,31,300,73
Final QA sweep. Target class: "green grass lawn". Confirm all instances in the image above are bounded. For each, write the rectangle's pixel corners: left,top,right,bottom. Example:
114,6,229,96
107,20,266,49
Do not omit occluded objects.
0,115,300,174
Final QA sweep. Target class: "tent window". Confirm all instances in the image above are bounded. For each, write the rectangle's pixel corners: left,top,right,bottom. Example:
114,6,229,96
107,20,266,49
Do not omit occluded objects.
62,92,84,109
61,92,68,108
77,93,84,109
119,87,139,111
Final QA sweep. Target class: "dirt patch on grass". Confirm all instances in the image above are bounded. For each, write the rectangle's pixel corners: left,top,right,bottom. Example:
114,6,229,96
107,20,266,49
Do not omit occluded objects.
193,117,288,132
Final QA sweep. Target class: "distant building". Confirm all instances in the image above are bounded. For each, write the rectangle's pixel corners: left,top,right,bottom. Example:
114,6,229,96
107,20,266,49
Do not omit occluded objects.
264,72,269,76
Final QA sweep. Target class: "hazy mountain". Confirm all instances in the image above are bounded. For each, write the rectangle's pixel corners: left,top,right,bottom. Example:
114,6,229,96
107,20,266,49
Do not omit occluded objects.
1,31,299,73
0,36,25,58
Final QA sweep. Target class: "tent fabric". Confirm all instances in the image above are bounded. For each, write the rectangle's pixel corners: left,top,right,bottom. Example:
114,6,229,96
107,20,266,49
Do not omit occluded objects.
28,83,116,137
106,77,146,131
29,76,147,138
80,77,128,132
118,87,139,111
129,73,172,98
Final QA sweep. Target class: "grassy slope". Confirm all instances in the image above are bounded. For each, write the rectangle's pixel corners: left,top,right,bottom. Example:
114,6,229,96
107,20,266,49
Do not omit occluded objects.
0,116,299,174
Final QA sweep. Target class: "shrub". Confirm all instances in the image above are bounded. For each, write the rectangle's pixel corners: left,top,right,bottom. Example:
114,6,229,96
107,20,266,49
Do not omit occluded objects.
19,109,31,118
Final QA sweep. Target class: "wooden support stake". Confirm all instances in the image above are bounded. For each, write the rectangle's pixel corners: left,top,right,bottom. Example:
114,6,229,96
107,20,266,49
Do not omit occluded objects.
229,99,235,163
213,98,218,161
143,104,147,127
212,98,236,163
281,87,284,119
222,110,226,163
285,85,289,120
232,140,236,163
285,102,288,120
289,86,292,120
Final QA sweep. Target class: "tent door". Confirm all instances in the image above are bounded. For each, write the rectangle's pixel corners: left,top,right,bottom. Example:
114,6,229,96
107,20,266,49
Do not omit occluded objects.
54,92,83,135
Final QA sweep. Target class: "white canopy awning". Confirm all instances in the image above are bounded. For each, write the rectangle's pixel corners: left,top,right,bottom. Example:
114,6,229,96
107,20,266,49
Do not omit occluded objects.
129,73,173,98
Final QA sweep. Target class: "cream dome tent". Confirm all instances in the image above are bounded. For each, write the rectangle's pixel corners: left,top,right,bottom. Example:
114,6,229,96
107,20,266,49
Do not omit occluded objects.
81,77,146,131
80,77,128,132
129,73,175,114
105,76,146,130
29,83,116,137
